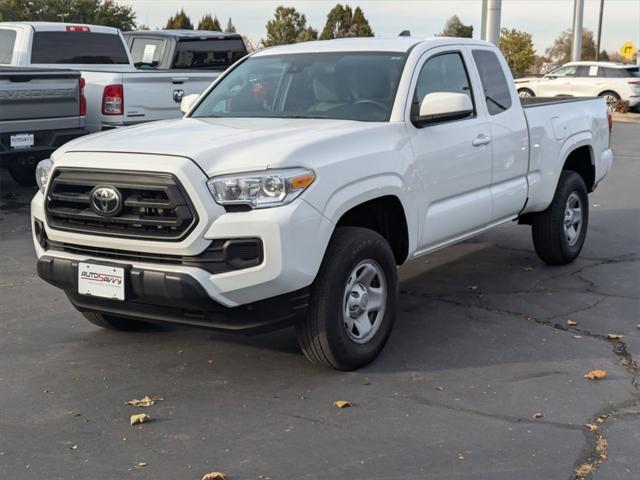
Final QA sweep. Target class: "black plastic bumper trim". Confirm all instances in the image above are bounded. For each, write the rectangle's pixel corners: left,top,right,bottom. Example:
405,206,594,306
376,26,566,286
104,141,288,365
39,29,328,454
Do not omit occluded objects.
37,255,309,334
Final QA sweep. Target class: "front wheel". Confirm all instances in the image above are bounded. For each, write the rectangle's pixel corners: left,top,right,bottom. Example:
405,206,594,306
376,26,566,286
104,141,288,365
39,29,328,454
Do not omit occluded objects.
531,171,589,265
296,227,398,370
518,88,535,98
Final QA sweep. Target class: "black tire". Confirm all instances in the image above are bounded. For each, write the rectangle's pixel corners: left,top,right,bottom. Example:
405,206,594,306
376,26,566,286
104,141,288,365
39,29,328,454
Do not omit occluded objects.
8,159,37,187
296,226,398,370
518,88,535,98
81,311,154,331
531,171,589,265
599,90,620,112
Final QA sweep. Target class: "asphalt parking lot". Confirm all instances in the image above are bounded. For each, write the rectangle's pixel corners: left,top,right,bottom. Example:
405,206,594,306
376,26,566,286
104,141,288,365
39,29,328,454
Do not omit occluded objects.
0,122,638,480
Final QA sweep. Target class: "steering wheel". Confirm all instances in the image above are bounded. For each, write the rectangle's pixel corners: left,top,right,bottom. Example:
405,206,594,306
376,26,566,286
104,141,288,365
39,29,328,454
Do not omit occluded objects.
354,99,388,111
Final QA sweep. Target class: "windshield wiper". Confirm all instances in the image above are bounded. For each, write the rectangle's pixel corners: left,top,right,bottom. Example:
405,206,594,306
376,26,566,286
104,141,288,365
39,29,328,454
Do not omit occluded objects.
280,114,330,119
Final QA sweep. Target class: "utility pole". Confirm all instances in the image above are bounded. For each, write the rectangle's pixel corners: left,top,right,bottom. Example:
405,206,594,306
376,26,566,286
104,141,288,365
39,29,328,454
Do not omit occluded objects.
481,0,488,40
571,0,584,62
485,0,502,46
595,0,604,61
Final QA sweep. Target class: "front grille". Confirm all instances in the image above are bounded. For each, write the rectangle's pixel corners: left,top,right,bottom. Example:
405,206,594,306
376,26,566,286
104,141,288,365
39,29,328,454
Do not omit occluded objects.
44,238,263,274
45,169,197,241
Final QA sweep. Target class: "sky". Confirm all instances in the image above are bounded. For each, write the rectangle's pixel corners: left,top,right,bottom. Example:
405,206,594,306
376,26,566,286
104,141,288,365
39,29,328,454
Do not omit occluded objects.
119,0,640,55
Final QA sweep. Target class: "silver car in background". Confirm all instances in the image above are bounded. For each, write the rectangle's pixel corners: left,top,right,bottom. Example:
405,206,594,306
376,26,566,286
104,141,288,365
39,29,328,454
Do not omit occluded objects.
515,61,640,111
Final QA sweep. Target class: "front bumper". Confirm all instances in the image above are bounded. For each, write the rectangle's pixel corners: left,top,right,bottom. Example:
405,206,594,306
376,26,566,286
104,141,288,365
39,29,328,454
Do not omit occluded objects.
31,155,335,329
37,255,310,333
0,128,87,168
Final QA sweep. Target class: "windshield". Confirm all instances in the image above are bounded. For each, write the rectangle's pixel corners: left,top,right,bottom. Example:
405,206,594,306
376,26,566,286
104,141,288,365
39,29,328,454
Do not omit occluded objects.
190,52,406,122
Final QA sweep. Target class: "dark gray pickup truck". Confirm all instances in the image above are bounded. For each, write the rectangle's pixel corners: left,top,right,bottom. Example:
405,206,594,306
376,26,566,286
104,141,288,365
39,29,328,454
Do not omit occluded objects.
0,67,87,185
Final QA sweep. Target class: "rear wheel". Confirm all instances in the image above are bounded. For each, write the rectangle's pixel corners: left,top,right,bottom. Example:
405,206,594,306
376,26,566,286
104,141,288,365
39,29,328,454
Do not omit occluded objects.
599,91,620,112
8,158,38,187
518,88,535,98
81,311,155,331
531,171,589,265
296,227,398,370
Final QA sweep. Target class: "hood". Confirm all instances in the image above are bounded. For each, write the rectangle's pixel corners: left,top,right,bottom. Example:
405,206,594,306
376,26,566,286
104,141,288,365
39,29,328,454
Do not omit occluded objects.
57,117,392,176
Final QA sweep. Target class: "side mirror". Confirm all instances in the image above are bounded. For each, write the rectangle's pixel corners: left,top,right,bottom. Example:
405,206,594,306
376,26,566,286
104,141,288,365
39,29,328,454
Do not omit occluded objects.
180,94,200,115
414,92,473,126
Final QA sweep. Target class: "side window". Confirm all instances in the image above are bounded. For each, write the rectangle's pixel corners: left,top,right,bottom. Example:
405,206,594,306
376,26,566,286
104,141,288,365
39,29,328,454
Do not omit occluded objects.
130,38,166,69
0,29,17,64
575,66,590,77
472,49,512,115
414,52,474,112
603,68,626,78
550,65,577,77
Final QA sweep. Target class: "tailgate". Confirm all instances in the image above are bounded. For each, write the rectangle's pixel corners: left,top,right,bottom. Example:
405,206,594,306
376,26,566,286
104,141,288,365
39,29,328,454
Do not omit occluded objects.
122,72,219,123
0,70,81,123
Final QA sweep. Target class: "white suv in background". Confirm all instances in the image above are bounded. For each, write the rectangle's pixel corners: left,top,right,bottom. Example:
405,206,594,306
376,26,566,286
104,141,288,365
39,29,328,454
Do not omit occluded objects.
515,61,640,111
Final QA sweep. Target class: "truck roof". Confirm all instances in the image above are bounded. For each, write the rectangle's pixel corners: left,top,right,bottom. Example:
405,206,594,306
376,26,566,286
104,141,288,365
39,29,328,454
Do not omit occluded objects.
252,36,493,56
124,30,243,40
1,21,120,35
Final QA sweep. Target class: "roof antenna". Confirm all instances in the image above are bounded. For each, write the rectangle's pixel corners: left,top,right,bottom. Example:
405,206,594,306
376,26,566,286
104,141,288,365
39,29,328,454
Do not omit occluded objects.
398,30,411,37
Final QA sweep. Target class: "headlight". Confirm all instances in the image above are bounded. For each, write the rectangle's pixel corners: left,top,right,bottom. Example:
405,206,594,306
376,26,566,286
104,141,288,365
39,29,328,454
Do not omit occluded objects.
207,168,315,209
35,159,53,194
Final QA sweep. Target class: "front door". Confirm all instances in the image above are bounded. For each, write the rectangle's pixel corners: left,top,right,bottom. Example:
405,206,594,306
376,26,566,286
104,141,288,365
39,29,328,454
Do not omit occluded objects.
407,48,493,250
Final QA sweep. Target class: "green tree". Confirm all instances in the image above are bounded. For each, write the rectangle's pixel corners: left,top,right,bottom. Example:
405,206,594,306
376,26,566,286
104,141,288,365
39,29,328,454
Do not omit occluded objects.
438,15,473,38
499,28,536,74
0,0,137,30
263,6,316,47
225,17,237,33
546,28,597,63
320,3,373,40
198,13,221,31
166,8,193,29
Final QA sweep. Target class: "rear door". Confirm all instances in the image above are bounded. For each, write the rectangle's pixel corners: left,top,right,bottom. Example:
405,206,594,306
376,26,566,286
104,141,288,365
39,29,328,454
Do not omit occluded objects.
407,47,493,250
470,47,529,222
122,71,220,123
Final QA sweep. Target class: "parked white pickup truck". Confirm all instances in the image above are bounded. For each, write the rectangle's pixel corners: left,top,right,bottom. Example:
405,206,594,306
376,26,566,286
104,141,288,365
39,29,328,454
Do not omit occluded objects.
31,37,613,370
0,22,240,132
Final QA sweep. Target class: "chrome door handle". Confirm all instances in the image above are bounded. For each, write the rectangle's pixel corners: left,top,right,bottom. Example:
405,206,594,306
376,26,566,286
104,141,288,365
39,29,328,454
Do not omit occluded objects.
472,135,491,147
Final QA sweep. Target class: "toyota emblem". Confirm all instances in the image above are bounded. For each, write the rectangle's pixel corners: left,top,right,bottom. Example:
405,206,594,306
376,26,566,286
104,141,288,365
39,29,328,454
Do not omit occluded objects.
90,186,122,216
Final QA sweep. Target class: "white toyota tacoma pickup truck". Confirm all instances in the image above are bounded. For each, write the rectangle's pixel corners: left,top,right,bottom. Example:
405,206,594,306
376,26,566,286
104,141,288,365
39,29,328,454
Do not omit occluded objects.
31,37,613,370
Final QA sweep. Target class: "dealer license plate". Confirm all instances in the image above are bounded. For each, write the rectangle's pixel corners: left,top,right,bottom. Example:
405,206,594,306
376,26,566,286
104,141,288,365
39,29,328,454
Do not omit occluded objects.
10,133,34,149
78,262,125,301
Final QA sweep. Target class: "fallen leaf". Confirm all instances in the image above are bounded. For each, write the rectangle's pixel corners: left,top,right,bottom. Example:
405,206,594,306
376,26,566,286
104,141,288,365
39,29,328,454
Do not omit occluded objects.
573,335,583,339
596,436,608,460
532,412,543,419
585,423,599,432
584,370,607,381
467,285,478,290
333,400,352,409
575,463,593,477
607,333,623,340
566,320,577,326
207,359,214,364
70,444,78,450
435,386,444,391
135,462,147,468
126,395,156,407
202,472,227,480
522,267,533,272
130,413,151,426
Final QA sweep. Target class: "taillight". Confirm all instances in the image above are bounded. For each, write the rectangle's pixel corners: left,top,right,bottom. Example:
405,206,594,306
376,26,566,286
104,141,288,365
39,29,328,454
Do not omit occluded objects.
102,84,123,115
66,25,91,32
79,77,86,116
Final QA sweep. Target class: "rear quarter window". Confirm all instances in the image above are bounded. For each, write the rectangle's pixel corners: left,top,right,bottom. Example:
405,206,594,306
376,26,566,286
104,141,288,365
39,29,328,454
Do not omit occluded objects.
0,29,17,64
31,32,129,64
172,39,247,70
472,49,513,115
